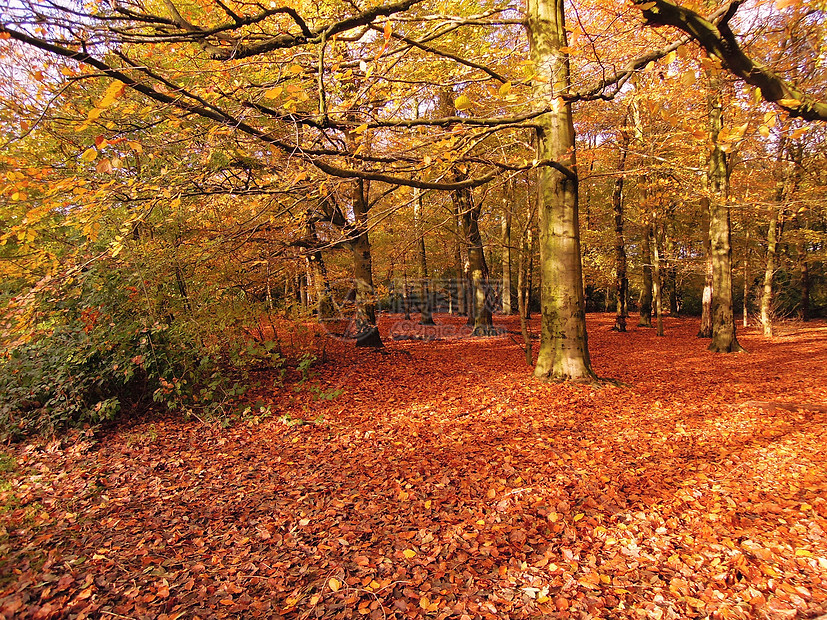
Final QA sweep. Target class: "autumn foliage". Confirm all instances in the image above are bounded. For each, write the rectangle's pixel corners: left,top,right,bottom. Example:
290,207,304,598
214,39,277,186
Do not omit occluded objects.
1,315,826,619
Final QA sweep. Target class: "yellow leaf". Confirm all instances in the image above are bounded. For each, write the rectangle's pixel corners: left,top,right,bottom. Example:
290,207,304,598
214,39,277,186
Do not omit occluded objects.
424,500,432,509
795,549,813,557
498,81,512,97
329,577,341,592
309,594,320,606
384,21,392,41
759,125,770,138
128,141,143,154
419,596,430,610
86,108,102,121
573,513,584,522
403,549,417,558
353,124,369,134
779,98,801,107
776,0,797,9
81,147,98,162
265,87,283,99
731,121,749,140
454,94,472,111
791,127,807,139
664,50,677,64
288,64,303,74
638,1,657,9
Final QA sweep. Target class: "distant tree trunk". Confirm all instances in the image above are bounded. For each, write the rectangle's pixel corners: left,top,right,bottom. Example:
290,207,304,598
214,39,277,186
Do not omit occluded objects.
800,250,810,321
306,218,334,319
455,237,466,316
438,88,492,332
797,211,811,321
414,187,435,325
502,211,513,315
760,206,782,337
663,224,679,315
742,226,749,327
526,228,535,319
517,228,533,366
529,0,594,381
760,138,789,337
350,178,381,346
707,84,744,353
639,220,653,327
611,128,629,332
518,226,534,322
698,204,713,338
402,268,411,320
651,223,664,336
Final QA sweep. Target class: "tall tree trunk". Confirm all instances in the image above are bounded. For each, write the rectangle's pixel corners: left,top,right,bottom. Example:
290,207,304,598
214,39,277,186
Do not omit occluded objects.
707,85,744,353
350,177,382,346
760,138,788,337
455,188,493,333
742,226,749,327
502,211,513,315
438,88,492,332
612,129,629,332
800,250,810,321
651,222,664,336
414,187,435,325
760,205,783,337
455,236,466,316
639,220,654,327
663,223,679,315
698,203,713,337
797,212,810,321
402,268,411,320
528,0,594,382
306,218,334,319
517,227,533,366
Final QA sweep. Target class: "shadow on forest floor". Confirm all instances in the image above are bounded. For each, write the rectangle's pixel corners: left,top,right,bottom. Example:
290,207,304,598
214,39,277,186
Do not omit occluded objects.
1,314,826,619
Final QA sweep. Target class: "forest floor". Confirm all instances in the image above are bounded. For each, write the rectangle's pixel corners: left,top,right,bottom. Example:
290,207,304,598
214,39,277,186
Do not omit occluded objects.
1,313,827,620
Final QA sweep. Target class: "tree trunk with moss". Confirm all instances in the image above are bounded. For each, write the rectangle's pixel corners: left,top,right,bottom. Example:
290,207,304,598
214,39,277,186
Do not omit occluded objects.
528,0,595,382
706,85,743,353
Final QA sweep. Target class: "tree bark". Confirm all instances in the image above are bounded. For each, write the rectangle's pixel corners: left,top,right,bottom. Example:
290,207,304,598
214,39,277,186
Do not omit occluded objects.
414,187,435,325
528,0,595,382
306,218,334,319
639,220,654,327
502,211,513,315
698,201,713,337
454,186,493,333
706,84,744,353
760,200,783,337
742,226,749,328
611,129,629,332
651,222,664,336
437,88,493,333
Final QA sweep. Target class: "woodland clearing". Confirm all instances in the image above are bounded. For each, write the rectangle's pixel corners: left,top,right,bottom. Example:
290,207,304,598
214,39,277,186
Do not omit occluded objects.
1,314,826,619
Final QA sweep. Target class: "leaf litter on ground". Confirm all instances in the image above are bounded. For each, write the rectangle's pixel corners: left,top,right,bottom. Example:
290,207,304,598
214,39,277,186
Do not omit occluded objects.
1,314,826,620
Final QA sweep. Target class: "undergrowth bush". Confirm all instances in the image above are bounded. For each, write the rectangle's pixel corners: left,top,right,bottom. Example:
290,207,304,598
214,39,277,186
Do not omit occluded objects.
0,250,313,439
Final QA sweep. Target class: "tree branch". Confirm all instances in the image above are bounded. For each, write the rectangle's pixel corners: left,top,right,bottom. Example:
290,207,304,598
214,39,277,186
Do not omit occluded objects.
634,0,827,121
